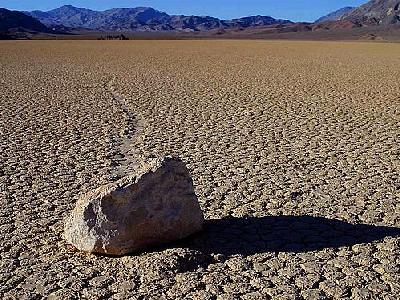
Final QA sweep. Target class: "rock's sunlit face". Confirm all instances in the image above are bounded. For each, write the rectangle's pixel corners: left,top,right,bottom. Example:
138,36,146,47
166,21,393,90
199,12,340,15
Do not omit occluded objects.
1,40,399,299
64,156,204,255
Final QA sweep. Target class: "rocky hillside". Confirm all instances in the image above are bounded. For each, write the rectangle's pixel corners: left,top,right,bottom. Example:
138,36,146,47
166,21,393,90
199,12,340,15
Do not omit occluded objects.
342,0,400,25
0,8,48,33
315,7,355,23
25,5,292,31
27,6,171,31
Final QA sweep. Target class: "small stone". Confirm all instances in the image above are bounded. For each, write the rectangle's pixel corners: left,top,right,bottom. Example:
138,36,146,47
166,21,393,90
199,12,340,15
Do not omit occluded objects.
64,156,204,255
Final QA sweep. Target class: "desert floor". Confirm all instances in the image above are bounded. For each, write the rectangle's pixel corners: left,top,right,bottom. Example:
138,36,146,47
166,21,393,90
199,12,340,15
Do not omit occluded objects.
1,40,399,299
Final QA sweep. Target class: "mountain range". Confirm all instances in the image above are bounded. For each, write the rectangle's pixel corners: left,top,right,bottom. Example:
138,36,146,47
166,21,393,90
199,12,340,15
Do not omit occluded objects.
1,0,400,39
24,5,292,32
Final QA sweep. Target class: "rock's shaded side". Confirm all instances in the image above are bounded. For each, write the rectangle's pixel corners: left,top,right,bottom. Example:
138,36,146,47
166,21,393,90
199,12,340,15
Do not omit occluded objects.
64,156,204,255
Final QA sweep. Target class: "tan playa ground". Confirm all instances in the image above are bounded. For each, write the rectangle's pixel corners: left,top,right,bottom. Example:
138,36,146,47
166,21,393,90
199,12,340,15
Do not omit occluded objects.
1,40,400,299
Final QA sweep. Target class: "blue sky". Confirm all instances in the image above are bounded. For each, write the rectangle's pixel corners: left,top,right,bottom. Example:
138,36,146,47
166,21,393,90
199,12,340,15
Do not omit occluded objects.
0,0,367,22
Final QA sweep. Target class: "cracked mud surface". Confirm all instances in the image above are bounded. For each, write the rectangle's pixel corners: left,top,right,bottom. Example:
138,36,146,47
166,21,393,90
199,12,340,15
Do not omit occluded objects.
1,40,400,299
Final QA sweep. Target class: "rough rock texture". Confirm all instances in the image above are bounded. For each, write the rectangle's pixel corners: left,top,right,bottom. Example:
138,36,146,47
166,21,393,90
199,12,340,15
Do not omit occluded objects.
342,0,400,25
64,156,204,255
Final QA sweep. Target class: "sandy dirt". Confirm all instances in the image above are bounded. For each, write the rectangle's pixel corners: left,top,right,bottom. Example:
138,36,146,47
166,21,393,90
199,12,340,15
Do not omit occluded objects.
1,40,400,299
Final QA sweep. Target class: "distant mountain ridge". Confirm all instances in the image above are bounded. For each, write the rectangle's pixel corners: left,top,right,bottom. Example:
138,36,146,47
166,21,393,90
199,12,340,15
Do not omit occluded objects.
315,7,356,23
25,5,293,31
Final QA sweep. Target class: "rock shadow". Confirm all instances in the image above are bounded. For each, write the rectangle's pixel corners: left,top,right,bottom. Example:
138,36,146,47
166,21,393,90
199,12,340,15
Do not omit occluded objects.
182,215,400,256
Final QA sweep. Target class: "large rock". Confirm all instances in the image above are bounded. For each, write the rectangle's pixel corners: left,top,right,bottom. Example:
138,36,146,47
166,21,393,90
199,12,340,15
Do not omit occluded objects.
64,156,204,255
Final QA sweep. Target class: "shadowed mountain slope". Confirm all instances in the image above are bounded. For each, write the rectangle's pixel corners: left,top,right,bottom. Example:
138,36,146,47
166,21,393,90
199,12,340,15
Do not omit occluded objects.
0,8,48,32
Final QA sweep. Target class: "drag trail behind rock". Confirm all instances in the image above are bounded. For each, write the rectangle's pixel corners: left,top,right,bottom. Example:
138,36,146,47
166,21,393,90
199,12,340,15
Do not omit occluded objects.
106,76,148,177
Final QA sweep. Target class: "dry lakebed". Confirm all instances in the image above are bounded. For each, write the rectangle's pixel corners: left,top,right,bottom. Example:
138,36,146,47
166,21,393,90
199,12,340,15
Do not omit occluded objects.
0,40,400,299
